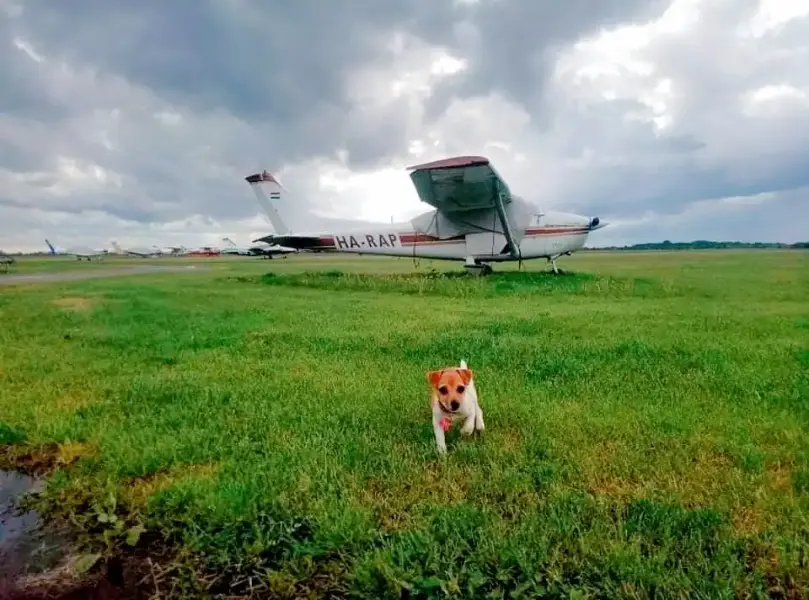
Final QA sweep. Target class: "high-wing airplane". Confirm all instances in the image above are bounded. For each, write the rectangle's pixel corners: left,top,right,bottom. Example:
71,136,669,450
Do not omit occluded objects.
161,245,188,256
0,249,14,272
110,241,165,258
45,239,107,261
245,156,606,274
220,237,297,259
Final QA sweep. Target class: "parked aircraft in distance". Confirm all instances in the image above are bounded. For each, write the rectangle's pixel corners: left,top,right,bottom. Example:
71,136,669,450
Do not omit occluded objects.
186,246,221,257
110,241,166,258
220,237,297,259
0,249,14,272
45,239,107,261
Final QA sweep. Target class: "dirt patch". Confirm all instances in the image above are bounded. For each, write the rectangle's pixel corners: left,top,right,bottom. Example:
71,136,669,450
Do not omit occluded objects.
583,442,743,507
587,476,648,500
0,442,97,477
732,505,768,535
51,297,95,312
52,392,96,413
122,462,220,507
357,462,475,533
2,554,157,600
764,461,794,492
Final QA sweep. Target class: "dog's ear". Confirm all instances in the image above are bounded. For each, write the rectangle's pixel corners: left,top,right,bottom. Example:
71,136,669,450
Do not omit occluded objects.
427,370,443,388
458,368,473,385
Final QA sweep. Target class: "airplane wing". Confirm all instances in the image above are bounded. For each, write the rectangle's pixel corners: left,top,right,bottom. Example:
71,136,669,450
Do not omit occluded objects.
406,156,511,214
406,155,522,257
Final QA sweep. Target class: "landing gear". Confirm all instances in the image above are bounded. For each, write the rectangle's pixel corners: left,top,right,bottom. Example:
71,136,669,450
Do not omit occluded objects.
464,257,493,276
547,251,572,274
548,254,560,274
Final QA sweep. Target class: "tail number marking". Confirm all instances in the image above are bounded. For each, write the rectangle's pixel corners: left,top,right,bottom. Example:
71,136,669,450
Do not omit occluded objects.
335,234,399,249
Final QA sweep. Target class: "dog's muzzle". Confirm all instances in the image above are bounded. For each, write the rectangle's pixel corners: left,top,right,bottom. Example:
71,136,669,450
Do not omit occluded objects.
439,401,459,413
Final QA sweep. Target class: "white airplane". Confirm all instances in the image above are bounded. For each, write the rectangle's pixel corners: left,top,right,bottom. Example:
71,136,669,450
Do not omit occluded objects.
110,241,165,258
245,155,606,274
161,245,188,256
220,237,297,259
45,239,107,261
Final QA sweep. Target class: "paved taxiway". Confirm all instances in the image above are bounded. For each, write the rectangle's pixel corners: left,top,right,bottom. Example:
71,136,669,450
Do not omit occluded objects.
0,265,207,286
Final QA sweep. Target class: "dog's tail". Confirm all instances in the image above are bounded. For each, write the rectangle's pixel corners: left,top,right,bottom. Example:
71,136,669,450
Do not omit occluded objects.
460,359,468,369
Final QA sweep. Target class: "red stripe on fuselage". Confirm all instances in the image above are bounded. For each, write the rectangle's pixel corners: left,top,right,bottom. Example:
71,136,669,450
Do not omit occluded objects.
310,228,588,250
398,227,588,246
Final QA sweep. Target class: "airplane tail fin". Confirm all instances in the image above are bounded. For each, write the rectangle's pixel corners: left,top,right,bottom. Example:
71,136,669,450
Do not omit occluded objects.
45,239,56,254
244,170,291,235
222,237,237,248
111,241,123,254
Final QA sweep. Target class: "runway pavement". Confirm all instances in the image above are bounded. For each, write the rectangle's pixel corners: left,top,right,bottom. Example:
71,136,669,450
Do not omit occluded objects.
0,265,207,286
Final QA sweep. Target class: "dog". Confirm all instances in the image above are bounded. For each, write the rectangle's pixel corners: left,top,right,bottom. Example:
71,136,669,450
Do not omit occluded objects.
426,360,484,454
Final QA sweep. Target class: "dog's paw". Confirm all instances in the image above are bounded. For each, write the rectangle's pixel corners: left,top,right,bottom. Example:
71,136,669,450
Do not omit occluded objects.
460,423,475,436
436,444,447,455
475,411,485,432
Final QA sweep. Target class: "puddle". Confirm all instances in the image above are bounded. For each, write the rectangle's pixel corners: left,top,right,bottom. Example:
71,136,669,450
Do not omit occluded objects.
0,467,156,598
0,470,74,597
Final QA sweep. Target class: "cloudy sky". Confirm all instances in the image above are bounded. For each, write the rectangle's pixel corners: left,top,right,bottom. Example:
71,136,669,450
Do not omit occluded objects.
2,0,808,252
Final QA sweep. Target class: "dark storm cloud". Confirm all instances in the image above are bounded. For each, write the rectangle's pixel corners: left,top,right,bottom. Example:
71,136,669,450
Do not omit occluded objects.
437,0,670,110
10,0,667,169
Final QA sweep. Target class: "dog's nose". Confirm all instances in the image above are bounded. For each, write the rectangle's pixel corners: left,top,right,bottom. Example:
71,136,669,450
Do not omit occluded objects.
450,401,459,411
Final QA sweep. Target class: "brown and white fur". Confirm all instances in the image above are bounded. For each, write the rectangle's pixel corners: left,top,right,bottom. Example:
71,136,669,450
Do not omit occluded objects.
426,360,485,454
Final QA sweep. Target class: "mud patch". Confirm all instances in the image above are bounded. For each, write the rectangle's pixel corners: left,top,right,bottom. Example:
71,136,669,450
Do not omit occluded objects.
0,442,96,477
0,451,157,599
0,470,91,599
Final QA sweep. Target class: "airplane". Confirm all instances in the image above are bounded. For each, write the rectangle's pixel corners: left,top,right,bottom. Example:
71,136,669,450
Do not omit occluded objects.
161,245,189,256
186,246,221,257
110,241,165,258
244,155,606,274
45,239,107,261
220,237,297,259
0,249,14,272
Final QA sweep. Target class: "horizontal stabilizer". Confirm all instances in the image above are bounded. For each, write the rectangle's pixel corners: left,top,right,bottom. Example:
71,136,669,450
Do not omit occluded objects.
252,234,335,251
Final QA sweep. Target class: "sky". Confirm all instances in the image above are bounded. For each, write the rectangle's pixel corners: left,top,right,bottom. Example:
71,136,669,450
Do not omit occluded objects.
2,0,808,252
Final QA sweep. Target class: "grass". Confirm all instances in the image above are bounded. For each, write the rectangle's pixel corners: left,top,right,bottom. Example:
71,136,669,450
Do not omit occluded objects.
1,250,808,598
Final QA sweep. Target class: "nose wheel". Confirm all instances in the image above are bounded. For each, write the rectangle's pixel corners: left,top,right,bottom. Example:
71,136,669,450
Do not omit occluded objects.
547,252,571,274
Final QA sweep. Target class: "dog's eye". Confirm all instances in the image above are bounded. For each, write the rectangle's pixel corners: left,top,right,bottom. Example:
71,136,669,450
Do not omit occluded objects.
438,386,448,395
456,385,465,394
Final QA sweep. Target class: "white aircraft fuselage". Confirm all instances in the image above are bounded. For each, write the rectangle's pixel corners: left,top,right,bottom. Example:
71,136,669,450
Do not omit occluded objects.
307,209,593,262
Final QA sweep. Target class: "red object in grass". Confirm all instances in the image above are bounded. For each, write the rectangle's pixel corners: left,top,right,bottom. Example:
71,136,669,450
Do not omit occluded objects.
439,418,451,432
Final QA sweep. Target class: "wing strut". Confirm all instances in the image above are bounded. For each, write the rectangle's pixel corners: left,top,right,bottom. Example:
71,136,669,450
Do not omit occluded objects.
494,190,520,259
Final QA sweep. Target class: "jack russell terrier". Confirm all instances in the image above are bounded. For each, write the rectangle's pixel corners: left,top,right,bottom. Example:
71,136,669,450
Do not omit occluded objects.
426,360,485,454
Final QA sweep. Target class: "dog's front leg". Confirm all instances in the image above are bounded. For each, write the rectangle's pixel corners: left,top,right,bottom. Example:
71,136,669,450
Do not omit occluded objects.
474,405,485,432
432,418,447,454
460,412,476,436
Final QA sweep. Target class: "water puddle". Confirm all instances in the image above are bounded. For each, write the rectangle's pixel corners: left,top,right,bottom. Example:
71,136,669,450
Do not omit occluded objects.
1,466,153,598
0,470,76,597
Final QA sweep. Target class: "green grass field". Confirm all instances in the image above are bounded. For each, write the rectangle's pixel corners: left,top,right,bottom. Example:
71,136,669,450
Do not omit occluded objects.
2,250,808,598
